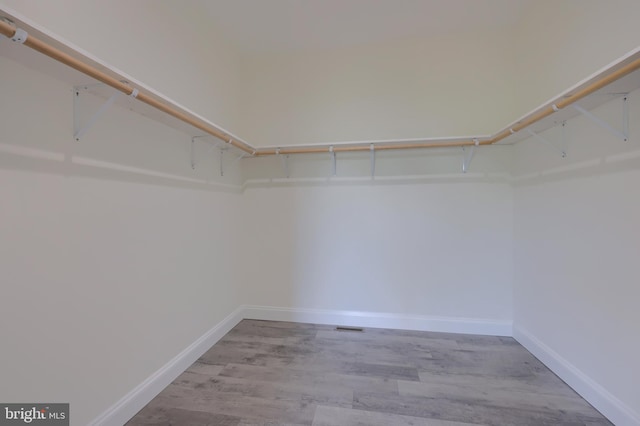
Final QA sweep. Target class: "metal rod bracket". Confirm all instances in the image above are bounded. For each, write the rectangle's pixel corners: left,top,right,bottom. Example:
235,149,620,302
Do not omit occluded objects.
329,146,336,176
462,139,479,173
10,27,28,44
525,127,567,158
190,135,219,170
370,144,376,178
282,154,290,178
73,85,120,141
276,147,289,177
220,148,224,176
573,97,629,141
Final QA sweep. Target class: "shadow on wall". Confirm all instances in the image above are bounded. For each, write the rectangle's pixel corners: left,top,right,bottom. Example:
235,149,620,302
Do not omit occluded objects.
512,151,640,187
0,145,241,193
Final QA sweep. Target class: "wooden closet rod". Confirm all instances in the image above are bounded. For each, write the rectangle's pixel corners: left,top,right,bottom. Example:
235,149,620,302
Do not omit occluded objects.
2,18,640,156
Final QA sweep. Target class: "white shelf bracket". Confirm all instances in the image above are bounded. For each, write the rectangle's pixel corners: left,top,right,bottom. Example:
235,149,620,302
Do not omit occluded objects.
229,152,246,170
219,148,225,177
525,127,567,158
1,19,29,43
462,139,479,173
329,146,337,176
370,144,376,178
73,86,121,141
282,154,290,178
190,135,218,170
573,97,629,141
623,95,630,141
276,148,290,178
191,138,195,169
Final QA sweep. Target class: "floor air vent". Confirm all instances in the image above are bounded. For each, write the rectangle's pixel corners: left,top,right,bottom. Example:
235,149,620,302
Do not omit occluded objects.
336,326,364,332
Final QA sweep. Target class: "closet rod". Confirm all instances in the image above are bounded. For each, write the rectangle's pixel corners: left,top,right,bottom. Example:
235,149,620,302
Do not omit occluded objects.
2,19,639,156
0,19,255,155
258,140,485,156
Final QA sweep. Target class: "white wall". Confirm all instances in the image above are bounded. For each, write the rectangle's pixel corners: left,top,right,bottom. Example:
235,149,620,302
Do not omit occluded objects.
238,29,518,146
514,0,640,116
240,179,514,326
0,51,244,425
0,0,242,131
513,90,640,424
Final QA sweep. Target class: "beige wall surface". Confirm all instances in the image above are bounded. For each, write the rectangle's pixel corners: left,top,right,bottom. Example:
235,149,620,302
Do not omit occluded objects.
513,0,640,117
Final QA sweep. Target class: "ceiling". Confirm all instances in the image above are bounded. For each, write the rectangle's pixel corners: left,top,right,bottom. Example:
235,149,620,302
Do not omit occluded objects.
196,0,531,54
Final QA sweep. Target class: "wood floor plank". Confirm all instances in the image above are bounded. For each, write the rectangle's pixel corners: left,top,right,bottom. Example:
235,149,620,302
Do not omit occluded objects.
185,361,225,376
126,406,241,426
172,371,354,408
218,363,400,394
352,391,611,426
417,370,578,398
339,361,419,381
418,346,550,379
398,380,603,417
142,385,317,425
316,329,460,351
312,405,481,426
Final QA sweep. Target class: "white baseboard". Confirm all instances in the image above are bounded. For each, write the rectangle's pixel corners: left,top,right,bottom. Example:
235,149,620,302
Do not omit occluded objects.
242,305,513,336
514,325,640,426
90,306,244,426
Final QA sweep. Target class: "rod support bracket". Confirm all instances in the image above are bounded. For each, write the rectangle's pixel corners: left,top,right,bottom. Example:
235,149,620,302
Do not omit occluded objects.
370,143,376,178
10,27,28,44
220,148,225,176
190,135,221,170
573,100,629,142
73,85,121,141
462,142,477,173
329,146,336,176
280,152,290,178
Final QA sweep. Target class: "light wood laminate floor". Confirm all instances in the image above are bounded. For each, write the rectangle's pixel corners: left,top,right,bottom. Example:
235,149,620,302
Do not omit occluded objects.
127,320,611,425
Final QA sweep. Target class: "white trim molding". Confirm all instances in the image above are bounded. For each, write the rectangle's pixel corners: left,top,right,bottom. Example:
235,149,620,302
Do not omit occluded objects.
242,305,513,337
90,306,244,426
514,325,640,426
